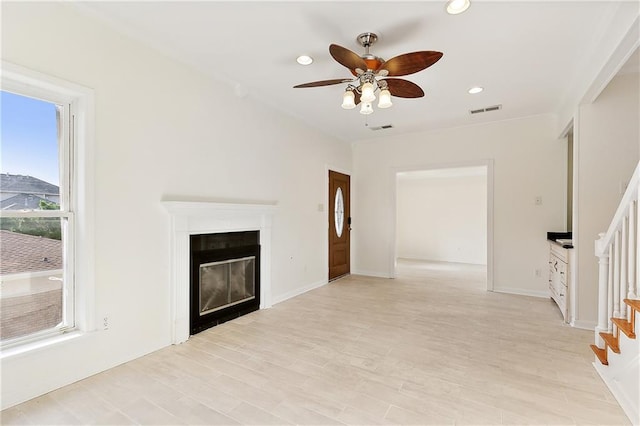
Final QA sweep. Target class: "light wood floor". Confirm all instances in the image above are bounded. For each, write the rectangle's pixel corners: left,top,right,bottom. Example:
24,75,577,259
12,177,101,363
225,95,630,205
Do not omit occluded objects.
1,260,630,425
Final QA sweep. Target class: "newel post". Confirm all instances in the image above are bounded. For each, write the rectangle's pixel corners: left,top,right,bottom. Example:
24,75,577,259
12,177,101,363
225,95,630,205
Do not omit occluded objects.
595,232,610,346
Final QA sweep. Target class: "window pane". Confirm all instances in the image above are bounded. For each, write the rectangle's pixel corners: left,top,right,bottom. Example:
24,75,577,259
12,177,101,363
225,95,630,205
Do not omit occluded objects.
1,91,61,211
0,220,65,340
334,187,344,238
0,216,63,240
0,88,66,342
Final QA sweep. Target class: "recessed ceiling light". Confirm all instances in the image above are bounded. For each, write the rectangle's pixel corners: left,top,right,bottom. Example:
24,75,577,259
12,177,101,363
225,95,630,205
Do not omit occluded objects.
296,55,313,65
468,86,484,94
446,0,471,15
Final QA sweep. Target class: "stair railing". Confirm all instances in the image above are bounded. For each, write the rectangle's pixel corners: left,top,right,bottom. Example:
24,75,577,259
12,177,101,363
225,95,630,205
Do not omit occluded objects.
595,161,640,345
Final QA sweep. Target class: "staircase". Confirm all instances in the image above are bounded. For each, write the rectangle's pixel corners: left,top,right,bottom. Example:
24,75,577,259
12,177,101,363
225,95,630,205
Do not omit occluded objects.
591,299,639,363
592,162,640,424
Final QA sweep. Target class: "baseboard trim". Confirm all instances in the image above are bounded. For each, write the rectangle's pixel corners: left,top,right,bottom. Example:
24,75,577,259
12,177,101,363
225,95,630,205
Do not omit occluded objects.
594,361,639,425
352,270,392,279
491,287,549,299
570,319,597,330
1,339,166,410
397,256,487,266
272,279,328,305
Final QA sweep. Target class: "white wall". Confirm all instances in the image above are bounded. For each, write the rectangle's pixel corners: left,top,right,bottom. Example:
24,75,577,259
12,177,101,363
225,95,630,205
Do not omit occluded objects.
575,71,640,327
353,114,566,295
396,173,487,265
0,3,351,409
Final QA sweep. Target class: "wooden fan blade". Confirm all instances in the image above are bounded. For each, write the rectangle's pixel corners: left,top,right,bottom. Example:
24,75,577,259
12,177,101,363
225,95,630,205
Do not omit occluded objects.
383,78,425,98
330,44,367,71
378,51,443,76
293,78,351,88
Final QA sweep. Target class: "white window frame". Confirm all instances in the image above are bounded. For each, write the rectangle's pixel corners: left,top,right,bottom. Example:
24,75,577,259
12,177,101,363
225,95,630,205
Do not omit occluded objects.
1,61,95,351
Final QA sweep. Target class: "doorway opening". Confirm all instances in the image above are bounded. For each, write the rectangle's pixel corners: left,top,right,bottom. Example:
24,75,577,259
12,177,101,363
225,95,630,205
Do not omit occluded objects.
392,162,493,290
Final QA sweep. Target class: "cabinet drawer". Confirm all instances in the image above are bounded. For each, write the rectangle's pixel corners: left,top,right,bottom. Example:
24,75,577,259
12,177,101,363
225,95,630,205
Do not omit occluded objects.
550,243,569,263
557,290,567,313
548,242,570,323
558,261,567,284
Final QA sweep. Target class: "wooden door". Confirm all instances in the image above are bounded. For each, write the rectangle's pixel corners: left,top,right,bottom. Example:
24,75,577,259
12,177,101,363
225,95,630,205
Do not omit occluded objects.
329,170,350,280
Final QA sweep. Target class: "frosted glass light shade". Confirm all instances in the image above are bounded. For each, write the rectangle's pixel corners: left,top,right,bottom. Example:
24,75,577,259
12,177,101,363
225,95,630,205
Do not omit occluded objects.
360,102,373,115
341,91,356,109
360,82,376,103
378,89,392,108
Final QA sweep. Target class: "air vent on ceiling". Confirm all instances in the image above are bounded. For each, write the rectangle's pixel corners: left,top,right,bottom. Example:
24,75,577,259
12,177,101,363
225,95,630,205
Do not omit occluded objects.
369,124,394,131
469,104,502,115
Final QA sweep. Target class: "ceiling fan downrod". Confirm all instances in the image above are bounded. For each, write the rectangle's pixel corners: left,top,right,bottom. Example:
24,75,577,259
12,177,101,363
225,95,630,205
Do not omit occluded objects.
357,32,378,58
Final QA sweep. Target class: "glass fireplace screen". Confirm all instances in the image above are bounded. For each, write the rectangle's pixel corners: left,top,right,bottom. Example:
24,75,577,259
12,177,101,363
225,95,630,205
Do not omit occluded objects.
199,256,256,315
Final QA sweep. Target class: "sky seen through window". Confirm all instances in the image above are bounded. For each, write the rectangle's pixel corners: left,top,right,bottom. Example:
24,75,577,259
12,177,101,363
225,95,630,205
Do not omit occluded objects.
1,91,59,186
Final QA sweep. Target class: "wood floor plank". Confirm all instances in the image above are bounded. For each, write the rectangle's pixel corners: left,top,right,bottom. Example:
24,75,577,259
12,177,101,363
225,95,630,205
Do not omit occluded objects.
0,260,630,425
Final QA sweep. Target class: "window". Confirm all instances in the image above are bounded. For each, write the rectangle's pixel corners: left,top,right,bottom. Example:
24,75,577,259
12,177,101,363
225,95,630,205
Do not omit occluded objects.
0,62,94,349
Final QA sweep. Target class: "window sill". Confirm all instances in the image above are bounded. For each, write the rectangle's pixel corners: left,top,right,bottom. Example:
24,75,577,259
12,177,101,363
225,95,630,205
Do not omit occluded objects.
0,330,91,361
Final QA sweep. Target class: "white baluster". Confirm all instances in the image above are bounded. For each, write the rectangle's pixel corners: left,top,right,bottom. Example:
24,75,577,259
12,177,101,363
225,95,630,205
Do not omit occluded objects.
629,201,637,301
596,233,610,346
608,240,614,333
613,230,621,318
634,196,640,300
620,217,628,318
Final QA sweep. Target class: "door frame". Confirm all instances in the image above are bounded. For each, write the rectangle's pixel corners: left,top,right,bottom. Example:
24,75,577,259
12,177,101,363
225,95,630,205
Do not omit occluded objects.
325,165,353,281
389,159,494,291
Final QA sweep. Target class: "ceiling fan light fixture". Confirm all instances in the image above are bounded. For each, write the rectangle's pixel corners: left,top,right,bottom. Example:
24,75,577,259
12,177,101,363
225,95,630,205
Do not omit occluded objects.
341,90,356,109
446,0,471,15
293,33,443,119
361,82,376,103
378,89,393,108
296,55,313,65
360,102,374,115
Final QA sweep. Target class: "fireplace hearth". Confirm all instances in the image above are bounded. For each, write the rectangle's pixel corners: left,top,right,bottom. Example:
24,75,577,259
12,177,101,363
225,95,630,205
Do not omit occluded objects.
190,231,260,334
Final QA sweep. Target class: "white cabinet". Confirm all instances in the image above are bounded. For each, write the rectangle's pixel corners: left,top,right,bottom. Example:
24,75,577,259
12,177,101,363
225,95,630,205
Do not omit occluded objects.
549,243,571,322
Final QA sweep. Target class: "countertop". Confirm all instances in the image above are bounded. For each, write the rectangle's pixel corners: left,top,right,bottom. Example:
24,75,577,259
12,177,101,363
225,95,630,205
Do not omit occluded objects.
547,231,573,249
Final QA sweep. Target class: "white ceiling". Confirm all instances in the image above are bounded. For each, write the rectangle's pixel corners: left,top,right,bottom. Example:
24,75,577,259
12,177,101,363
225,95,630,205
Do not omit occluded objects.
75,1,635,142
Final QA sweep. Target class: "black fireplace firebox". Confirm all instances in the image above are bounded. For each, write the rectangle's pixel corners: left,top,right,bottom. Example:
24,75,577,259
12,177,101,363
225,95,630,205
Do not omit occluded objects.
190,231,260,335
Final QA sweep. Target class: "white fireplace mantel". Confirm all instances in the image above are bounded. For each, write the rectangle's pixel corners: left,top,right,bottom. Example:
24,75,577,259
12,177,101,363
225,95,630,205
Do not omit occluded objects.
161,200,277,344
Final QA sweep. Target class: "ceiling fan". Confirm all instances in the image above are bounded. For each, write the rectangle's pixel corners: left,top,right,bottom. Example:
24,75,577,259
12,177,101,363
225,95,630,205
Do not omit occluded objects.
293,32,443,114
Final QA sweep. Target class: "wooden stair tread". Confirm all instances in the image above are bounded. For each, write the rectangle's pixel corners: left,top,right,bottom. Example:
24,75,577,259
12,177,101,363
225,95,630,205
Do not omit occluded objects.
590,344,608,365
599,332,620,353
591,300,638,366
612,317,636,339
624,298,640,311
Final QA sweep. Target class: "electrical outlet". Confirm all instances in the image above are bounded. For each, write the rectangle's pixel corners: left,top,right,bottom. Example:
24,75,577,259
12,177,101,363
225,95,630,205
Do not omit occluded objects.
103,315,109,330
535,269,542,277
535,196,543,206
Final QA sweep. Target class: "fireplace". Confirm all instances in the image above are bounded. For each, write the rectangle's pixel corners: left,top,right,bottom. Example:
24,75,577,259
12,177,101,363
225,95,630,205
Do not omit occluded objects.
162,200,275,344
190,231,260,334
